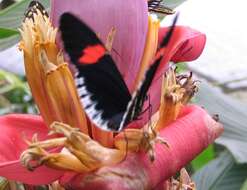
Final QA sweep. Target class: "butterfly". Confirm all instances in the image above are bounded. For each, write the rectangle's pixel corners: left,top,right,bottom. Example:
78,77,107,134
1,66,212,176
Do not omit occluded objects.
148,0,175,15
24,0,49,21
59,13,177,132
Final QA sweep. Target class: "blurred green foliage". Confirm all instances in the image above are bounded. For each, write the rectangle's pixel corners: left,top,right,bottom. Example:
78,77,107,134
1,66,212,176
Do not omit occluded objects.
193,151,247,190
0,28,19,39
0,0,50,51
191,145,215,170
175,62,187,73
0,69,36,114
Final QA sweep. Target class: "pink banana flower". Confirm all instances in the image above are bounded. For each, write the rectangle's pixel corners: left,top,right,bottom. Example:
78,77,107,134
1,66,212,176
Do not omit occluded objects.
0,1,222,189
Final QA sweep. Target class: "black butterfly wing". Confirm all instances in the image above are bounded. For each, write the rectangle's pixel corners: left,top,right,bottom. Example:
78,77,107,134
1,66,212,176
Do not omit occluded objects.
59,13,131,131
24,1,49,21
119,15,178,130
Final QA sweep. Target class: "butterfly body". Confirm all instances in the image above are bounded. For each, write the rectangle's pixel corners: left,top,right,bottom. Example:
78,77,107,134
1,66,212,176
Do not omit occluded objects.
59,13,177,132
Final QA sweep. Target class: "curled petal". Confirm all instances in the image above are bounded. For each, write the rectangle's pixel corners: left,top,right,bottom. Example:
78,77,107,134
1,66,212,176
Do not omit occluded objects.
62,106,223,189
51,0,148,91
0,114,64,185
156,26,206,82
165,27,207,63
141,26,206,124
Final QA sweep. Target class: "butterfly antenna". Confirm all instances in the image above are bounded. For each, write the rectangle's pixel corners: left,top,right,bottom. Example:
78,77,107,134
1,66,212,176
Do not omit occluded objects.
111,48,136,79
112,48,121,59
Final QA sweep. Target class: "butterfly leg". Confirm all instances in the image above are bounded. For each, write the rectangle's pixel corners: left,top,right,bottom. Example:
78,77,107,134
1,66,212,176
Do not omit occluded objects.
114,96,169,162
114,126,169,162
136,94,152,121
114,96,169,161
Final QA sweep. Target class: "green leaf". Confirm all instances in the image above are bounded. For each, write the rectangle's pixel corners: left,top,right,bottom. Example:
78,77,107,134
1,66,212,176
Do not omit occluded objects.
0,69,28,94
193,151,247,190
0,0,50,51
191,145,215,170
195,82,247,163
0,27,19,39
0,33,19,50
0,69,35,114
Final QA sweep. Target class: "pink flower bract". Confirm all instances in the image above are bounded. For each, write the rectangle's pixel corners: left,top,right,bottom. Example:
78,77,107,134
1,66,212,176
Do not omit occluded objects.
51,0,148,92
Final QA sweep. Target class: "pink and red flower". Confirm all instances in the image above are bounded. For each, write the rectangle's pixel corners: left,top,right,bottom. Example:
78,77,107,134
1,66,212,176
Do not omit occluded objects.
0,0,222,189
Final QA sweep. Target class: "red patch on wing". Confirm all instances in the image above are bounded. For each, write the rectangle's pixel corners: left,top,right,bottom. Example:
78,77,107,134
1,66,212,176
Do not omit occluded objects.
79,44,106,64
